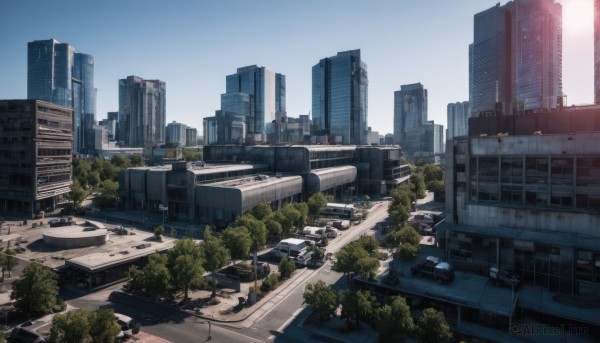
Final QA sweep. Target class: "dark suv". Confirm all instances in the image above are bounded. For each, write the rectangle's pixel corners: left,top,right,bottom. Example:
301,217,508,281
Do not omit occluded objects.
411,256,454,283
489,267,520,288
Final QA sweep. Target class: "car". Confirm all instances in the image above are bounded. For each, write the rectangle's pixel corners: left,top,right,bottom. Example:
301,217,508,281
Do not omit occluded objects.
114,313,140,339
411,256,454,283
489,266,520,288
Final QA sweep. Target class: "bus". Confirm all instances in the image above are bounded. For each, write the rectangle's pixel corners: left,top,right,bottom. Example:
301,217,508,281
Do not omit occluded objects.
320,203,356,219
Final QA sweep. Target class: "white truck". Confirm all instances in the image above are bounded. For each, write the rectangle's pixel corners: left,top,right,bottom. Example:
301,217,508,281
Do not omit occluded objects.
271,238,308,259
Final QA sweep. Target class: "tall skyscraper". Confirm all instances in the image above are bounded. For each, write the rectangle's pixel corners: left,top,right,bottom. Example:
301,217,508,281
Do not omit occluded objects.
447,101,470,140
393,83,427,145
470,0,562,116
224,65,286,139
312,49,368,145
118,76,166,148
28,39,96,153
166,121,188,147
595,0,600,104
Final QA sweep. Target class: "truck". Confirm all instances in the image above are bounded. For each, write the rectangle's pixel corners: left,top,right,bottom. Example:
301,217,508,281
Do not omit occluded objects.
271,238,308,260
489,266,520,288
411,256,454,283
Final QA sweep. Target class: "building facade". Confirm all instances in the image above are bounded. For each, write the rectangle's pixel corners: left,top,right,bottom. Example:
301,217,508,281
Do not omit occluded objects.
185,127,198,146
0,100,72,215
394,83,427,145
447,101,469,140
470,0,562,116
165,121,187,147
28,39,96,154
118,76,166,148
596,0,600,104
444,107,600,322
312,49,368,145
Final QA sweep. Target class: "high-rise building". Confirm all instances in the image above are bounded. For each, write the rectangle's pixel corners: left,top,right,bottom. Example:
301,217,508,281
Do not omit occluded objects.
447,101,470,140
28,39,96,154
165,121,187,147
393,83,427,145
595,0,600,104
118,76,166,148
223,65,285,139
470,0,562,116
0,100,72,215
312,49,368,145
185,127,198,147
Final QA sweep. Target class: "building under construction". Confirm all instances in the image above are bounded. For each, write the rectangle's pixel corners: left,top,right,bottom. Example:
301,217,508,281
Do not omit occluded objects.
0,99,72,216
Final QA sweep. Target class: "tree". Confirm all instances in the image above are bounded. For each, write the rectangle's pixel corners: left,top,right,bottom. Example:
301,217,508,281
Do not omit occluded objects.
2,249,18,279
271,210,292,239
374,295,415,343
307,193,330,217
339,289,377,331
222,226,252,266
110,155,131,169
153,226,164,241
88,308,121,343
169,238,204,300
333,242,370,282
87,171,101,190
11,262,59,316
410,173,426,199
281,203,301,233
293,202,308,228
93,180,119,209
92,158,117,182
182,149,203,161
200,227,229,297
250,202,272,221
68,180,89,209
129,154,144,167
417,308,452,343
126,265,144,292
142,253,171,300
355,256,380,280
278,257,296,279
302,280,338,326
422,164,444,184
428,179,445,202
385,226,421,261
48,310,91,343
236,214,267,262
355,235,379,255
263,214,283,242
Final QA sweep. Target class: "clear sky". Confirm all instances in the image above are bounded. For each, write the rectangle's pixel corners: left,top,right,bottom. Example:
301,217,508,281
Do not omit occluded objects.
0,0,593,137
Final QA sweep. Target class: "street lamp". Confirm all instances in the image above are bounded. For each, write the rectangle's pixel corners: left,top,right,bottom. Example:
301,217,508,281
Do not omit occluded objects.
196,319,212,341
159,204,168,226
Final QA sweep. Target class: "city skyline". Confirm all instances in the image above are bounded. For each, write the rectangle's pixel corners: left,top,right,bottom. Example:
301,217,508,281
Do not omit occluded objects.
0,0,593,136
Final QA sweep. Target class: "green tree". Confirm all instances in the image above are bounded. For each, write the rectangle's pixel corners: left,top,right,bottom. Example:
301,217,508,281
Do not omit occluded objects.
87,171,101,190
142,253,171,300
355,256,380,280
339,289,377,331
48,309,92,343
374,295,415,343
92,158,117,182
88,308,121,343
355,235,379,255
93,180,119,209
222,226,252,266
410,173,426,199
385,226,421,261
11,262,59,316
153,225,164,241
201,227,229,297
168,238,204,300
236,214,267,268
278,257,296,279
250,202,272,221
281,203,301,232
182,149,203,161
2,248,18,278
388,185,414,226
263,214,283,242
68,180,89,209
417,308,452,343
129,154,144,167
428,179,445,202
422,164,444,184
333,242,370,282
293,202,309,228
307,192,330,217
126,265,144,292
272,210,293,238
73,158,91,188
110,155,131,169
302,280,338,326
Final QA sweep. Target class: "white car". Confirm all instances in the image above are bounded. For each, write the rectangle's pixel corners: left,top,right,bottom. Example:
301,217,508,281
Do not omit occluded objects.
115,313,138,338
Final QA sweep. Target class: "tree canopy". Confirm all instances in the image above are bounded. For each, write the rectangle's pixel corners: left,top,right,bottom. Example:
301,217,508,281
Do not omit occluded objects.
222,226,252,265
374,295,415,343
201,227,229,297
302,280,338,326
11,262,59,316
417,307,453,343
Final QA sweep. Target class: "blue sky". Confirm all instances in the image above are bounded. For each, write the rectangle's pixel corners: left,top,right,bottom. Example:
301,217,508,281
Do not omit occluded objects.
0,0,593,136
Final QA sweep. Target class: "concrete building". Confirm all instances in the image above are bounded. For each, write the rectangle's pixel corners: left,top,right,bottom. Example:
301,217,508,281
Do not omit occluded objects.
119,145,409,227
185,127,197,146
0,100,72,215
447,101,469,140
165,121,187,147
596,0,600,104
443,106,600,334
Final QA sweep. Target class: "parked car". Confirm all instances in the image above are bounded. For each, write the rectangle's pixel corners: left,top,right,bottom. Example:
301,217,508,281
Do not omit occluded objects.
489,266,520,288
411,256,454,283
114,313,140,339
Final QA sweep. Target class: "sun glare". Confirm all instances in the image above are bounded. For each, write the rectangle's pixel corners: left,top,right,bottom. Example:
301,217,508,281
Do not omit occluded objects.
561,0,593,35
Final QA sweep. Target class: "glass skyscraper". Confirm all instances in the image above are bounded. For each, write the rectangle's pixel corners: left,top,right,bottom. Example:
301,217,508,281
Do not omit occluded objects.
118,76,166,148
223,65,286,140
447,101,470,140
312,49,368,145
393,83,427,145
28,39,96,153
470,0,562,116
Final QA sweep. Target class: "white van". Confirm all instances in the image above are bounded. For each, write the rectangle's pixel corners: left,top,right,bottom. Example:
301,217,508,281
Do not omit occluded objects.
115,313,139,339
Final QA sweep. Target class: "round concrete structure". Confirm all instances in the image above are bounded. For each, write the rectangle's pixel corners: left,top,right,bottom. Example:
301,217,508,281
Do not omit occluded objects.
43,226,109,248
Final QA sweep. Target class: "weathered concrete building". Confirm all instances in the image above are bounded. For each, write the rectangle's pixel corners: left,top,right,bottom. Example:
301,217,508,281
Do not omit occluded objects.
0,100,72,216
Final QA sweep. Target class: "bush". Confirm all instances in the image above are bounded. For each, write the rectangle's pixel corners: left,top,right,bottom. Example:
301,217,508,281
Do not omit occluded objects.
260,274,279,293
279,257,296,280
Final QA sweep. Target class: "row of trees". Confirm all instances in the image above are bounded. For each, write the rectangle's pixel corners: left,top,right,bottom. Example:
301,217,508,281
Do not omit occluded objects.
48,308,123,343
303,281,452,343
